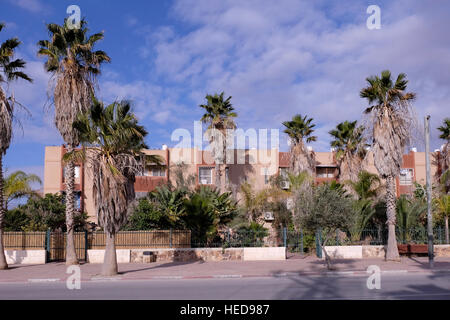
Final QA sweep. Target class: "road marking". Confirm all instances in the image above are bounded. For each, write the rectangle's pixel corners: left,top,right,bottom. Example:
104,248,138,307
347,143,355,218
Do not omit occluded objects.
28,278,60,283
213,275,243,278
151,276,183,280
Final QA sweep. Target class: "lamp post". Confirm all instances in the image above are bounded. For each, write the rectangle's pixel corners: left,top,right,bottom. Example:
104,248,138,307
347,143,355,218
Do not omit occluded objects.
425,115,434,268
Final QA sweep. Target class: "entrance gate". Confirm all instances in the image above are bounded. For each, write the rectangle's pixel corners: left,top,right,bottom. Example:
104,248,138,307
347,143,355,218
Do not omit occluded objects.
45,231,87,262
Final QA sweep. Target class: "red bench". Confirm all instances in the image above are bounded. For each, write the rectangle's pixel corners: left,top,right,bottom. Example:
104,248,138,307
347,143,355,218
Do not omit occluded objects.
397,244,428,255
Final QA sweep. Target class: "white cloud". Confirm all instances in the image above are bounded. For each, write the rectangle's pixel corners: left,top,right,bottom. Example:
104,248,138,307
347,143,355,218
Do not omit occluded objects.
8,0,49,13
140,0,450,151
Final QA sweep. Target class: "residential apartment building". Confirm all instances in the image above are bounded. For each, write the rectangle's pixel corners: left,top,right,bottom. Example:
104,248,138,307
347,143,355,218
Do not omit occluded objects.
43,145,442,223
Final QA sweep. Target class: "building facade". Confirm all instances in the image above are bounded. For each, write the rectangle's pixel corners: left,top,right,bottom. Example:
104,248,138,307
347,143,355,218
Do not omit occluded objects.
43,145,441,223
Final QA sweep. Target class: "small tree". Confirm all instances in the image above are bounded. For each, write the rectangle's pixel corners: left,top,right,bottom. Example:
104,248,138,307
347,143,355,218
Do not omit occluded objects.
295,183,355,269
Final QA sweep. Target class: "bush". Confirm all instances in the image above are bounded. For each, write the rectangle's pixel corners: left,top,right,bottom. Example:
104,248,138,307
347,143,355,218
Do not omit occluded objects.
3,194,88,231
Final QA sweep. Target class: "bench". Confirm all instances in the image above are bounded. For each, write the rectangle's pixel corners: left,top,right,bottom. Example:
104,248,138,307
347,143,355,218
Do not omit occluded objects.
397,244,428,255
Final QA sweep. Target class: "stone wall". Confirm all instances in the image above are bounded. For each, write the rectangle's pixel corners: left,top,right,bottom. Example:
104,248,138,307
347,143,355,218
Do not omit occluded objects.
4,250,46,264
323,244,450,259
130,248,244,263
435,245,450,257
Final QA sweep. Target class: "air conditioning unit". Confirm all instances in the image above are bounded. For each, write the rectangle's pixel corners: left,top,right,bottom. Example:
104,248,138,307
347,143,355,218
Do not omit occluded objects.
264,212,274,221
200,179,208,185
280,181,290,190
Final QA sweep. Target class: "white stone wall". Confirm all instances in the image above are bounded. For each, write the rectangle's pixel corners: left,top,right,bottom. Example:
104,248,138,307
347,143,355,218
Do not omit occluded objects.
87,249,131,263
4,250,46,264
243,247,286,261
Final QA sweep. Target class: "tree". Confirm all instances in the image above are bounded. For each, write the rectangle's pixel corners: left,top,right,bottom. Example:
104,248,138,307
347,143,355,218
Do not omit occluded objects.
295,183,355,269
148,186,187,228
70,97,147,276
360,70,416,260
347,171,383,241
396,195,427,243
183,186,237,245
434,195,450,244
0,22,32,270
239,181,270,223
38,19,110,265
199,92,237,192
4,193,87,232
282,114,317,176
3,170,42,210
437,118,450,192
329,120,368,183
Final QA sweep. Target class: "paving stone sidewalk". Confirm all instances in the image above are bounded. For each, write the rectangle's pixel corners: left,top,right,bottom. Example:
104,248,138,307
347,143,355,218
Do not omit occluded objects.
1,256,449,283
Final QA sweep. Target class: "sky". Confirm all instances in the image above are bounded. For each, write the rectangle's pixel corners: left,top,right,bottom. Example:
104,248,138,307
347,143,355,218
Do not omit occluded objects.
1,0,449,183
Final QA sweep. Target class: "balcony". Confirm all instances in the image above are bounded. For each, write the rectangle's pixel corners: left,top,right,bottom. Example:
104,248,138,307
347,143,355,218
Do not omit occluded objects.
135,176,167,192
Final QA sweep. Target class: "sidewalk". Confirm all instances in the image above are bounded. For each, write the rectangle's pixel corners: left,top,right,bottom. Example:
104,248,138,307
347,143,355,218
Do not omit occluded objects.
1,256,450,283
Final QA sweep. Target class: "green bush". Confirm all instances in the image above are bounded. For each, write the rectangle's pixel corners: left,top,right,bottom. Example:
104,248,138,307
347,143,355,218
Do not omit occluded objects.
3,194,88,231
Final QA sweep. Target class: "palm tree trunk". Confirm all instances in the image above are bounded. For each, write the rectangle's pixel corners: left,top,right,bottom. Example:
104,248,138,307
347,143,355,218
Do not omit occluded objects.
64,146,78,265
445,216,449,245
215,163,221,192
385,175,400,261
0,154,8,270
102,232,117,276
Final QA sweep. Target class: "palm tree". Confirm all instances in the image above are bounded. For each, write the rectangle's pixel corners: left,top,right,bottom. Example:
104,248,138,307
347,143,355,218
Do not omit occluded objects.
3,171,42,210
38,19,110,265
199,92,237,192
360,70,416,260
329,120,368,183
282,114,317,176
239,182,270,223
348,170,382,201
0,23,32,270
437,118,450,192
70,97,147,276
434,195,450,244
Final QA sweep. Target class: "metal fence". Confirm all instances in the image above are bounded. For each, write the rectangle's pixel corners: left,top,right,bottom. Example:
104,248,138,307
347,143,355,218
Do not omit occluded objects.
3,227,448,261
88,230,191,249
321,227,449,246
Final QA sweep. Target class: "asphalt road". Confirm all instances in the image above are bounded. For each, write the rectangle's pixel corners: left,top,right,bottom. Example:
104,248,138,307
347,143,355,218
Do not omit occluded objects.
0,273,449,300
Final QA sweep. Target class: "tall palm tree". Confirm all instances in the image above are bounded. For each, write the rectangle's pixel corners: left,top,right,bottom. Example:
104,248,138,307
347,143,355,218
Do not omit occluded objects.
437,118,450,192
199,92,237,192
3,170,42,211
38,19,110,265
329,120,368,183
360,70,416,260
70,97,147,276
282,114,317,176
0,23,32,270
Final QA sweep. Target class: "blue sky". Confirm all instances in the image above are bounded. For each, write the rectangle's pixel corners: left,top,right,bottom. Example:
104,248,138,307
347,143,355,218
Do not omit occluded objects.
1,0,450,183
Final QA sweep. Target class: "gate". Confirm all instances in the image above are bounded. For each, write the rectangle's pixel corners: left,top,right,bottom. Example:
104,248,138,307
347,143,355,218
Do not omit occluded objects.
46,231,87,262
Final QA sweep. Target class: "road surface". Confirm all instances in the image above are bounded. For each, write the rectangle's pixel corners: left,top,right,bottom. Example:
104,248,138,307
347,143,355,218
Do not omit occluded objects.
0,273,449,300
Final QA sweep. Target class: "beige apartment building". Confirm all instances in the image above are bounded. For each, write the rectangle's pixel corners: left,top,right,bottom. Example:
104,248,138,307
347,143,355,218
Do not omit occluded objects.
43,145,443,223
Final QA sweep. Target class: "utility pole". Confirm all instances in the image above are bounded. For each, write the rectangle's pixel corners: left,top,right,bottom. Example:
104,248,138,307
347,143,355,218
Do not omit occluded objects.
424,115,434,268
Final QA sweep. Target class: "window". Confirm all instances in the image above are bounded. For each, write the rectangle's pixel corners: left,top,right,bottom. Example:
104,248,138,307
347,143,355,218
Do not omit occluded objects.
143,166,165,177
151,168,165,177
199,167,213,185
74,166,80,178
225,167,229,184
399,168,414,185
316,167,335,178
75,191,81,210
